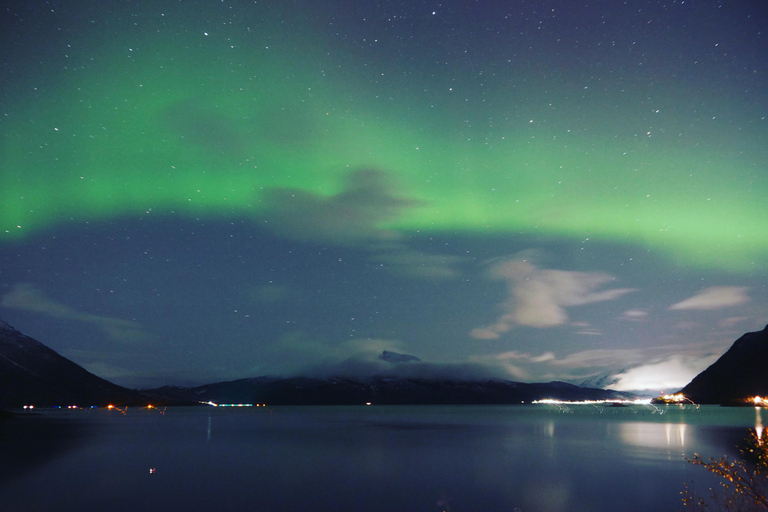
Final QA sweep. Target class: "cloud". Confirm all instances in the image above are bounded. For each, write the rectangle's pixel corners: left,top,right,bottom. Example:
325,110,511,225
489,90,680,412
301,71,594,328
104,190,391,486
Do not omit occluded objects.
473,347,704,390
494,351,557,363
261,332,498,380
609,354,720,392
718,316,750,328
260,168,464,280
471,347,699,386
669,286,750,310
160,100,250,157
1,283,145,342
468,327,503,340
549,348,646,369
470,255,636,338
261,168,422,246
470,348,627,382
621,309,649,321
262,332,405,375
370,250,465,280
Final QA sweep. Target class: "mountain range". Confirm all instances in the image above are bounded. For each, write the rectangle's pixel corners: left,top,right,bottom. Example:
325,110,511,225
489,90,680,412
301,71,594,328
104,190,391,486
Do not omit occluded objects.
2,319,767,408
147,375,631,406
0,319,631,407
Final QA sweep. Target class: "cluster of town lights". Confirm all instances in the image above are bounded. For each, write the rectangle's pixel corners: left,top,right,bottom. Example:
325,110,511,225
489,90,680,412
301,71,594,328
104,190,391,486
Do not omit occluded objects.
533,398,653,405
659,393,689,403
17,396,766,410
20,402,269,409
202,401,263,407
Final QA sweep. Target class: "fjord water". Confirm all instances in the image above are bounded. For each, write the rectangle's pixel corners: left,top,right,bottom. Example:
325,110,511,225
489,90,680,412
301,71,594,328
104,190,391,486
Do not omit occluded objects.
0,405,762,512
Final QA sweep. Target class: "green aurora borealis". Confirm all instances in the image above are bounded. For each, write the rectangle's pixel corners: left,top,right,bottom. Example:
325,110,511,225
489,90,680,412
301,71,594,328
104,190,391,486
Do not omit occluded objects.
3,1,766,270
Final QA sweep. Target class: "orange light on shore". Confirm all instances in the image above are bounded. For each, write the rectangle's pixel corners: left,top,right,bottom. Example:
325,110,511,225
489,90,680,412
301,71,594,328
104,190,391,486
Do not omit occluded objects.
752,396,766,406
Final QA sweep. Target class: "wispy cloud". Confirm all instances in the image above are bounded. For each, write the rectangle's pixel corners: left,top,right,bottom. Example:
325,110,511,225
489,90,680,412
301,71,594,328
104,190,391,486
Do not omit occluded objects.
370,250,464,280
470,348,645,382
261,168,421,246
1,283,146,342
621,308,649,321
262,332,406,374
473,347,702,389
494,351,557,363
548,348,646,369
261,168,463,280
669,286,749,310
470,255,636,338
259,333,496,380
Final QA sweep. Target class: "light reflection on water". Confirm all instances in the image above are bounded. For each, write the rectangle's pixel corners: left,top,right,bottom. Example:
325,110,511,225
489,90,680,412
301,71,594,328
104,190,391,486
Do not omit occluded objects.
0,405,761,512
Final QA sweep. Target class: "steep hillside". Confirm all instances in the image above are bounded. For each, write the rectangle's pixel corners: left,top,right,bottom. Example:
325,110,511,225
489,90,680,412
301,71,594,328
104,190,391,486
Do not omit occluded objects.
0,320,146,407
681,325,768,404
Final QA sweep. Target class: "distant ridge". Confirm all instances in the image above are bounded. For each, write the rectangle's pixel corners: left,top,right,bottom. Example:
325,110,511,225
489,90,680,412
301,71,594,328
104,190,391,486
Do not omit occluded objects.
146,376,634,406
0,319,147,408
0,318,635,408
680,325,768,405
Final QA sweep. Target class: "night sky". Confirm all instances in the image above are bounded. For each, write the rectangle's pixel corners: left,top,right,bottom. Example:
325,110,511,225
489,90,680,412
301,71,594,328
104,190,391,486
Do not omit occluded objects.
1,0,766,391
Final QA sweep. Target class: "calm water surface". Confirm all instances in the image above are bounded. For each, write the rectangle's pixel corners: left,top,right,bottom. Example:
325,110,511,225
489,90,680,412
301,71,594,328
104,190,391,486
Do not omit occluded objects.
0,405,763,512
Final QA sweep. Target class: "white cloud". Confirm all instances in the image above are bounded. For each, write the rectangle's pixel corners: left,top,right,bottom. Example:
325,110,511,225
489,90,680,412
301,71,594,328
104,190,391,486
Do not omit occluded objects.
475,347,714,392
621,309,649,321
610,354,719,392
669,286,749,311
718,316,750,328
494,351,557,363
1,283,146,342
470,256,636,338
471,348,645,383
549,348,646,369
468,327,501,340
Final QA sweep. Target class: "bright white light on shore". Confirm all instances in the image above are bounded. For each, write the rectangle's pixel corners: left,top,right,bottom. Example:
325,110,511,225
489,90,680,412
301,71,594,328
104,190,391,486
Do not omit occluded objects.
533,398,652,405
202,401,253,407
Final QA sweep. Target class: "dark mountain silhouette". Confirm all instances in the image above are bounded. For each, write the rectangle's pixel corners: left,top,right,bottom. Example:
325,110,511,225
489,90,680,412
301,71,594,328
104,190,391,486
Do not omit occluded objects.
680,325,768,405
0,320,147,408
147,376,634,406
379,350,421,363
